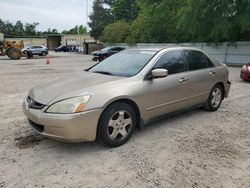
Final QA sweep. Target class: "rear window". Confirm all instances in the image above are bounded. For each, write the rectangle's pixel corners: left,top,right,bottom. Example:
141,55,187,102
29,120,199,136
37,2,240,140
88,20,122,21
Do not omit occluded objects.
184,50,214,71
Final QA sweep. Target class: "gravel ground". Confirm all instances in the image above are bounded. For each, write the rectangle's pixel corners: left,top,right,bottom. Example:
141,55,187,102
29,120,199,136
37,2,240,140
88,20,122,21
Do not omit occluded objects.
0,52,249,188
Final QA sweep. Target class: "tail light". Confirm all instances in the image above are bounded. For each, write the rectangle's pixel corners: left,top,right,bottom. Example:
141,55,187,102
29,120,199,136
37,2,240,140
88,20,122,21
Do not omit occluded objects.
242,65,247,71
242,64,250,72
248,65,250,72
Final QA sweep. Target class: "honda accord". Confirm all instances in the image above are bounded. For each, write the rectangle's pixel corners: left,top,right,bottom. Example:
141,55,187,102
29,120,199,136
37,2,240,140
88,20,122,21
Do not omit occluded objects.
23,47,231,147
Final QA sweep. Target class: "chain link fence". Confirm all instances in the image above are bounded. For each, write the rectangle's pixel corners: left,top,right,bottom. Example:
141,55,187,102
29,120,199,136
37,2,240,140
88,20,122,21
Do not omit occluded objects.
105,42,250,66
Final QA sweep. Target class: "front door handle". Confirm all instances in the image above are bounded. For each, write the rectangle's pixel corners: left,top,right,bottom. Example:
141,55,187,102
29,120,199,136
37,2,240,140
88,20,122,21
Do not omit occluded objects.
209,71,216,76
179,78,189,83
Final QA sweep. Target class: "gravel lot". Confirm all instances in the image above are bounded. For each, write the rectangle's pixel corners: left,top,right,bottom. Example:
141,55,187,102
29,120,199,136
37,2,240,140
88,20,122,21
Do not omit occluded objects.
0,52,249,188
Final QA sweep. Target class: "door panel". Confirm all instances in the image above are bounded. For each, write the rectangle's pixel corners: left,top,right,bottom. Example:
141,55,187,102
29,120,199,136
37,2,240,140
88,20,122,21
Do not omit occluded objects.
139,72,192,120
137,50,192,121
33,46,40,54
182,50,219,107
185,68,219,107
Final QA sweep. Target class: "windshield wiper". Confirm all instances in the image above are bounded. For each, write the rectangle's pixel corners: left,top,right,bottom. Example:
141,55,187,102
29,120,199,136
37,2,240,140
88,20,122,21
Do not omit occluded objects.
93,71,114,76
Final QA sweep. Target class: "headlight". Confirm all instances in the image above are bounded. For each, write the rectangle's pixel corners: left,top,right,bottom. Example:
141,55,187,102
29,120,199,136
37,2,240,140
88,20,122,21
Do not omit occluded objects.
248,66,250,72
242,65,247,71
46,95,91,114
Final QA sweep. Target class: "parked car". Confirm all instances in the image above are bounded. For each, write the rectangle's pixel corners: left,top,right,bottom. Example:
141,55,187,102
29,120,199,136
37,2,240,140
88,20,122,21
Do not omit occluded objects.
23,47,231,147
92,46,125,61
54,45,70,52
22,45,48,57
240,62,250,81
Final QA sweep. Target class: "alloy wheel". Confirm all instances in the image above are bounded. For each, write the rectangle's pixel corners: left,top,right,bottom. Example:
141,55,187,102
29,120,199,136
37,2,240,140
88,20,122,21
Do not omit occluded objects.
211,88,222,108
107,110,132,141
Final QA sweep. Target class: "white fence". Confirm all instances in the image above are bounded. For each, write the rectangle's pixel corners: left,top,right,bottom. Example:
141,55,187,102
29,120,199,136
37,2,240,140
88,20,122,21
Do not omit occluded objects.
105,41,250,66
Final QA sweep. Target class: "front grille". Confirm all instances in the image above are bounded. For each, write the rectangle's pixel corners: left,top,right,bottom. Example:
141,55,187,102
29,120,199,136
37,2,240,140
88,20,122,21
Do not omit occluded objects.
28,119,44,133
27,97,45,109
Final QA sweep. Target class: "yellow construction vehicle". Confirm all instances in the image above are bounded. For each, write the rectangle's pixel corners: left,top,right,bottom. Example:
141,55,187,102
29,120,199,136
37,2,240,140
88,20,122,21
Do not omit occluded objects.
0,39,28,60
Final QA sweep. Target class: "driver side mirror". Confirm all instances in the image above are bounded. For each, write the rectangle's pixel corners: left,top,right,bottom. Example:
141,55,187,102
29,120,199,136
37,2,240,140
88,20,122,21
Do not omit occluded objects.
151,68,168,79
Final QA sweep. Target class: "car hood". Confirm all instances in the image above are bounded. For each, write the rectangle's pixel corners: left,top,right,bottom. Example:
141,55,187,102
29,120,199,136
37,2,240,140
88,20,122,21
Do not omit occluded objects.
28,71,124,105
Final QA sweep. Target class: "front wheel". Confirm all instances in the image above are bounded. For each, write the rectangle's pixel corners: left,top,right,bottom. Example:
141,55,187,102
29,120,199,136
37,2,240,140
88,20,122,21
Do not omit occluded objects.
97,102,136,147
41,51,47,56
7,48,22,60
204,84,223,111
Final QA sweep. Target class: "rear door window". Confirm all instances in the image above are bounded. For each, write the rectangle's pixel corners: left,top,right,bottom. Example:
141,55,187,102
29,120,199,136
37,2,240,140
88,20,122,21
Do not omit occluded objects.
111,47,119,52
153,51,187,75
184,50,214,71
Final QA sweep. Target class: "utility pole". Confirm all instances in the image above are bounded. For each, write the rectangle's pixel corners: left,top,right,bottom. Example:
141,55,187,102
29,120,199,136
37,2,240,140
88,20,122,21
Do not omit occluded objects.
86,0,89,26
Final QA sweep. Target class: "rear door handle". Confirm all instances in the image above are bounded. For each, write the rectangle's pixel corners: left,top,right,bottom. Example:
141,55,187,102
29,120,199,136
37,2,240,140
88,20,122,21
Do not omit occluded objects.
209,71,216,76
179,78,189,83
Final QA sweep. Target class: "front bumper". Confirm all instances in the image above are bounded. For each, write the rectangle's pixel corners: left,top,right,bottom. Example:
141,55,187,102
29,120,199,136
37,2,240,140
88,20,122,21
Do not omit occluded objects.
92,55,99,61
23,100,102,142
240,70,250,81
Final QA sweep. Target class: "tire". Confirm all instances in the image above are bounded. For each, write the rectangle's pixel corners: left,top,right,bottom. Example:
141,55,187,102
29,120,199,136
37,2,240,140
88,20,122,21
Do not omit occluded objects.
41,51,46,56
204,84,223,111
27,51,33,59
7,48,22,60
97,102,136,147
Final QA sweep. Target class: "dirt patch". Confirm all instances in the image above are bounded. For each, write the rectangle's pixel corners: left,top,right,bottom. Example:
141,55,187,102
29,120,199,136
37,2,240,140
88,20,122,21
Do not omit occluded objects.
178,129,239,160
0,181,6,188
14,134,45,149
13,63,33,66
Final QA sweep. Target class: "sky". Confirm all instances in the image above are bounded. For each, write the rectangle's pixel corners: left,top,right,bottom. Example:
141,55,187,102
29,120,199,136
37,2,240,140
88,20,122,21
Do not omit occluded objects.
0,0,94,32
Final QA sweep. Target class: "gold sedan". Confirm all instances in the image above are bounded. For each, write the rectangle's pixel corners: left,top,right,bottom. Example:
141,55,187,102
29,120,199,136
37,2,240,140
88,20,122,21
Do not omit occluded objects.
23,47,231,147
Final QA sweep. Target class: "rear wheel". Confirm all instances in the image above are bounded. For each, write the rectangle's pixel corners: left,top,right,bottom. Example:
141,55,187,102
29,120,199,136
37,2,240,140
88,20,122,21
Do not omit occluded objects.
7,48,22,60
204,84,223,111
97,102,136,147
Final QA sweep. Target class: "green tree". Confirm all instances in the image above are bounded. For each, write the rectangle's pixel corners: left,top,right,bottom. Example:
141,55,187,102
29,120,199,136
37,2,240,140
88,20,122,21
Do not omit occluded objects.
47,28,52,33
46,28,58,34
126,16,147,43
0,19,5,33
88,0,113,39
51,28,58,33
102,21,131,43
3,21,14,36
178,0,250,42
103,0,114,6
79,25,88,34
24,22,39,36
127,0,186,43
112,0,139,22
14,21,25,36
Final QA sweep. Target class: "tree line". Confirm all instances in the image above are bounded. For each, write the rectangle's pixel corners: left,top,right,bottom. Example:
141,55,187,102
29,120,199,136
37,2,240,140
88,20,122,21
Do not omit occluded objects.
88,0,250,43
0,19,88,38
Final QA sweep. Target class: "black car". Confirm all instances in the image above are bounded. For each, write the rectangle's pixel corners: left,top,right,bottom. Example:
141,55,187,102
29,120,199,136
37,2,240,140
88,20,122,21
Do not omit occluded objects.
54,45,70,52
92,46,125,61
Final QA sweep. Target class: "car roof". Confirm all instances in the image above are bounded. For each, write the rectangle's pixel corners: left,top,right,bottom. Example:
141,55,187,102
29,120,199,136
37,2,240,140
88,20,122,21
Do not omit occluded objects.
107,46,125,49
129,46,205,52
27,45,45,47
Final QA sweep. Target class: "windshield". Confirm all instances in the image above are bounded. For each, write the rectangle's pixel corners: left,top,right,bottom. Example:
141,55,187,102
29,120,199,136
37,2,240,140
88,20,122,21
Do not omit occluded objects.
89,50,157,77
100,47,111,52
